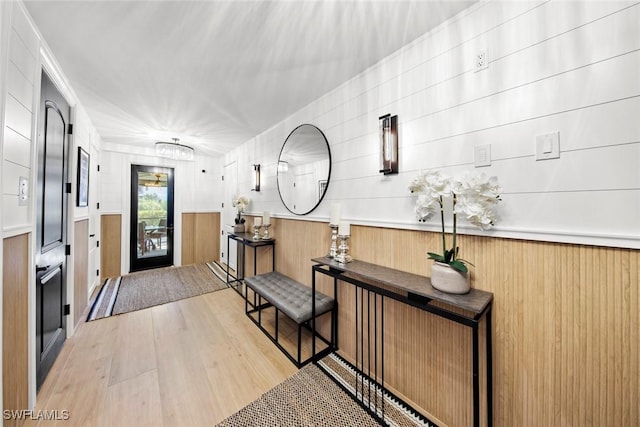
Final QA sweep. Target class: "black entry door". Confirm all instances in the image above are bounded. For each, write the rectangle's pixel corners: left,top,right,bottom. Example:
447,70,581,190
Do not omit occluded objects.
130,165,175,272
35,71,69,389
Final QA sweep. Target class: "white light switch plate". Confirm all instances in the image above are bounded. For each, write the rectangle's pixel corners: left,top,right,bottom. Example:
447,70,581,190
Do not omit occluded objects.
535,132,560,160
474,144,491,167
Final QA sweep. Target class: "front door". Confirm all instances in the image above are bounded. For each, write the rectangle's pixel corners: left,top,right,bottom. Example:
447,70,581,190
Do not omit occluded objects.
130,165,174,272
35,70,69,389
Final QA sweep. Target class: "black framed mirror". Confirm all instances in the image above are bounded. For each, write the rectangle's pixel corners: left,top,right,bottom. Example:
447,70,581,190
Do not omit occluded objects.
277,124,331,215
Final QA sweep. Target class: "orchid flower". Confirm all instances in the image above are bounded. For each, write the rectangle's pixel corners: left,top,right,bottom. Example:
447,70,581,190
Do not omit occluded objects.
410,170,501,273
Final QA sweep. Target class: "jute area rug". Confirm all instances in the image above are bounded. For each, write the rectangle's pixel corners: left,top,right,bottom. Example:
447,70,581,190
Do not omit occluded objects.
217,352,436,427
87,263,227,321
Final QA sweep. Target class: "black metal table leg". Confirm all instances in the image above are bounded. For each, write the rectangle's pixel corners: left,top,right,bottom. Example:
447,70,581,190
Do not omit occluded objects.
226,234,230,284
487,309,493,427
311,268,316,360
242,242,246,281
253,246,257,276
472,321,480,427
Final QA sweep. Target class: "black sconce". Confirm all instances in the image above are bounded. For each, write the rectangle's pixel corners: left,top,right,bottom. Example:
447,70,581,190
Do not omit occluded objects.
252,164,261,191
277,160,288,173
379,114,398,175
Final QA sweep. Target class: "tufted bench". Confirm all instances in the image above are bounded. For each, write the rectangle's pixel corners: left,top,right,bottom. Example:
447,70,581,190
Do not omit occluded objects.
244,272,335,367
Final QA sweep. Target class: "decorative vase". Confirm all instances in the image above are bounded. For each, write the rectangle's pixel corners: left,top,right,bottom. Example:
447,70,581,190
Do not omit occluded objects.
233,224,245,233
430,262,470,294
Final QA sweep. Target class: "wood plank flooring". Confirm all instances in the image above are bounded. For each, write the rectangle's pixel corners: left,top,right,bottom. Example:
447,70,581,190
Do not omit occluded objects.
24,288,298,427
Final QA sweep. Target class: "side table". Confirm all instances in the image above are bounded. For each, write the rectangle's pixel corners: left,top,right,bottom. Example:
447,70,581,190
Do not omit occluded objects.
225,232,275,297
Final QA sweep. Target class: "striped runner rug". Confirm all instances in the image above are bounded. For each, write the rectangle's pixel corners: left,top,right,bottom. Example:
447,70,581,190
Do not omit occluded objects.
87,263,228,321
205,260,235,283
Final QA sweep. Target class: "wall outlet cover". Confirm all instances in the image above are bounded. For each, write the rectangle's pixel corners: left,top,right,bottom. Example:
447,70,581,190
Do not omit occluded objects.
475,50,488,72
19,176,29,205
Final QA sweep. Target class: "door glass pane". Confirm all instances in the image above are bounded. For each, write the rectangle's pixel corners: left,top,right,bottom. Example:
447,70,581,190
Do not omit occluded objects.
43,107,65,248
136,171,168,259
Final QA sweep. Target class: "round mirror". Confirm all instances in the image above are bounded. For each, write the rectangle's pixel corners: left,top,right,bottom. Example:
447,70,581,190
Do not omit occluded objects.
277,124,331,215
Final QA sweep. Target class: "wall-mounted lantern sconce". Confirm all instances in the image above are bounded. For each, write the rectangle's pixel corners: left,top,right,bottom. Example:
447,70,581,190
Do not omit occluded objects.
252,164,261,191
379,114,398,175
277,160,289,173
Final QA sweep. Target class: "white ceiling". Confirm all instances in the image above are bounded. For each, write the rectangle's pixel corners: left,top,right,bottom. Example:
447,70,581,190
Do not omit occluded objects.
23,0,475,157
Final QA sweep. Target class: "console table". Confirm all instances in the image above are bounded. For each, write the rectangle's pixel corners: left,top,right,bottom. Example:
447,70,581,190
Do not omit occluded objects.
225,232,275,296
311,257,493,427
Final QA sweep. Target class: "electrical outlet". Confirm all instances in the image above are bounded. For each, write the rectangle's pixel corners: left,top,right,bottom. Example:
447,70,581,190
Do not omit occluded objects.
18,176,29,206
475,50,488,72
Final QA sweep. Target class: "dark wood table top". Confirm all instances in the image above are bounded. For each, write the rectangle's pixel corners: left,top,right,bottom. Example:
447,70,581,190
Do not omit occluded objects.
229,232,275,245
311,256,493,315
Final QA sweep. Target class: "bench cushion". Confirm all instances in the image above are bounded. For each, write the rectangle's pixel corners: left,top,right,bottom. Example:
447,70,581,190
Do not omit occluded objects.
245,272,334,324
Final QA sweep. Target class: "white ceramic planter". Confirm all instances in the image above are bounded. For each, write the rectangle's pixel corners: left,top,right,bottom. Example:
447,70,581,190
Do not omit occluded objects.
430,262,471,294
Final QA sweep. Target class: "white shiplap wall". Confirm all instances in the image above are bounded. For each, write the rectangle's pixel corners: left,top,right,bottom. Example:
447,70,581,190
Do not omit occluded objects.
2,2,103,236
226,0,640,249
99,145,223,216
98,143,222,273
2,1,38,236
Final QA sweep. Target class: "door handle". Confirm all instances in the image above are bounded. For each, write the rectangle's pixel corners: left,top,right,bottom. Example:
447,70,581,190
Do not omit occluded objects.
89,234,95,237
36,265,50,273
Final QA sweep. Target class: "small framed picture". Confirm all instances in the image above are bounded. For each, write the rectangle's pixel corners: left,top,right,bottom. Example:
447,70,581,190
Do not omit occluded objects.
77,147,89,207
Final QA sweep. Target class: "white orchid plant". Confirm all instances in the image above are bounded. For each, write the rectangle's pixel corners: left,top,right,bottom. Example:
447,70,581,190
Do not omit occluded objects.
409,170,501,273
232,195,250,224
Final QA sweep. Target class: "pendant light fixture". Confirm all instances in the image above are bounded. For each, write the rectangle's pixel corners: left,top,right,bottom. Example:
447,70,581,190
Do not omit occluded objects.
155,137,194,161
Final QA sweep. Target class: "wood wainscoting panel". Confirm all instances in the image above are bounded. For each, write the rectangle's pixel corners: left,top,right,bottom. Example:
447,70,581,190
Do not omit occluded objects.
182,212,220,266
3,234,29,427
182,213,196,265
263,217,640,427
271,217,331,285
74,219,89,327
195,213,219,264
100,214,121,280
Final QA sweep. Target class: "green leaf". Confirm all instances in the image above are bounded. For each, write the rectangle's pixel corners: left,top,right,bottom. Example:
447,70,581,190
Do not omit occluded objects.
427,252,445,262
449,260,468,273
456,258,475,268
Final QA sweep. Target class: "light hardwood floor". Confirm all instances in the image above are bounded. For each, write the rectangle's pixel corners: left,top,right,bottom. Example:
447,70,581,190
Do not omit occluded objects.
24,288,298,427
